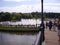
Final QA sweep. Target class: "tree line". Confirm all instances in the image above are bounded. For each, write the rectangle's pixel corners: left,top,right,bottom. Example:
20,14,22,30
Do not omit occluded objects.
0,12,60,21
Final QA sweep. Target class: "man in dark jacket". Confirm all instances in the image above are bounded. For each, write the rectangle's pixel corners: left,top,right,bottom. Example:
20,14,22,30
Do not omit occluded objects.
48,21,53,31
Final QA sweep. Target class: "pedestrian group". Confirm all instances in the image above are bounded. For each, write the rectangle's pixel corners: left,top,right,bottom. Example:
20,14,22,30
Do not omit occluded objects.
45,19,60,42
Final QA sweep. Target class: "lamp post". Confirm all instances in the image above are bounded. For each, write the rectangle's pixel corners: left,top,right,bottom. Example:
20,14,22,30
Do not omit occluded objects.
35,0,45,45
40,0,45,44
41,0,43,23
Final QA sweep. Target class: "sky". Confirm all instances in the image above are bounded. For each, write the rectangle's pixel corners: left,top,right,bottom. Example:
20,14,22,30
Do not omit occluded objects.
0,0,60,13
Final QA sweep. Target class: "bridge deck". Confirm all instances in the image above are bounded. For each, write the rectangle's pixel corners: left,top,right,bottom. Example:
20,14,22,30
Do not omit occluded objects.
45,28,59,45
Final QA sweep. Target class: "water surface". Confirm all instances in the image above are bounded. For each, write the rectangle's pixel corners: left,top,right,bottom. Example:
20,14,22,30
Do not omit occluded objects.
0,32,38,45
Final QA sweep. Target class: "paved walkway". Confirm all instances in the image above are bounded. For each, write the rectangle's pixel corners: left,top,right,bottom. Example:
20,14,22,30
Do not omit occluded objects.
45,28,60,45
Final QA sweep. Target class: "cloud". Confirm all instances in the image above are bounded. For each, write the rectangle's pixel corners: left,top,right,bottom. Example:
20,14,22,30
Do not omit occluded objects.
44,5,60,12
44,3,60,13
0,4,41,13
3,0,31,2
44,3,60,6
0,3,60,13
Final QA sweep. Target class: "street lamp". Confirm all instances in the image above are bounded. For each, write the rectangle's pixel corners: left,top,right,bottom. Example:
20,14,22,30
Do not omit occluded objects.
41,0,45,40
41,0,44,23
34,0,45,45
39,0,45,44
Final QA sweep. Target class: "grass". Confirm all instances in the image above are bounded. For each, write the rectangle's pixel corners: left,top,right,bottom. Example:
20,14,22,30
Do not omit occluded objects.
0,26,39,31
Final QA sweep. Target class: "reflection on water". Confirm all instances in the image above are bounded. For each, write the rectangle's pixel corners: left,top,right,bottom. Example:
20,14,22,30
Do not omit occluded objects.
0,32,38,45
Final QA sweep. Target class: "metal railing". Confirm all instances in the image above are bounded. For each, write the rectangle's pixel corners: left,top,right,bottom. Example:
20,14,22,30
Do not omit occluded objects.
34,26,45,45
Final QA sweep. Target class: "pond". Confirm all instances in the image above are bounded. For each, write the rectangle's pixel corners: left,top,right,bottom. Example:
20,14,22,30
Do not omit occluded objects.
0,32,38,45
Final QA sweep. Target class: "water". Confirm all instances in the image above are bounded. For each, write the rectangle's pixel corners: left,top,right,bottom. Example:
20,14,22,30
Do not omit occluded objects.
0,19,45,45
0,32,38,45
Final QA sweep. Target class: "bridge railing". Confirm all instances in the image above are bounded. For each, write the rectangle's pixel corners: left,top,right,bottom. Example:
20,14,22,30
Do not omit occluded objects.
34,25,45,45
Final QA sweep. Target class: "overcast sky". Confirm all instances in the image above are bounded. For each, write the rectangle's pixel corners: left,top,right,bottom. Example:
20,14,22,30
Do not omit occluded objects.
0,0,60,13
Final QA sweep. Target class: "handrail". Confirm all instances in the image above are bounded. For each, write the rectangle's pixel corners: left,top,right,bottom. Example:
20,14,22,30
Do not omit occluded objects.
34,24,45,45
34,31,41,45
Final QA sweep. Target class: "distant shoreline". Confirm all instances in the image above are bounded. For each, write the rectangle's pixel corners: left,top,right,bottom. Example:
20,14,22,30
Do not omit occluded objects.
0,26,39,32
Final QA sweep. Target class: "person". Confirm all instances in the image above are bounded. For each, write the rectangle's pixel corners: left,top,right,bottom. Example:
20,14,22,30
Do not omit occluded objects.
48,20,53,31
53,21,57,31
46,21,48,29
57,19,60,41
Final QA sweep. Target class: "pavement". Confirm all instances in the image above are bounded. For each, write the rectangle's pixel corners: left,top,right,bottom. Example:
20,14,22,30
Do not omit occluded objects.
45,28,60,45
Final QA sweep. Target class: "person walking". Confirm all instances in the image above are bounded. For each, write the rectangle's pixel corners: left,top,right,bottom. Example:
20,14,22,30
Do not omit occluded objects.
46,21,48,29
53,21,57,31
48,20,53,31
57,19,60,42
